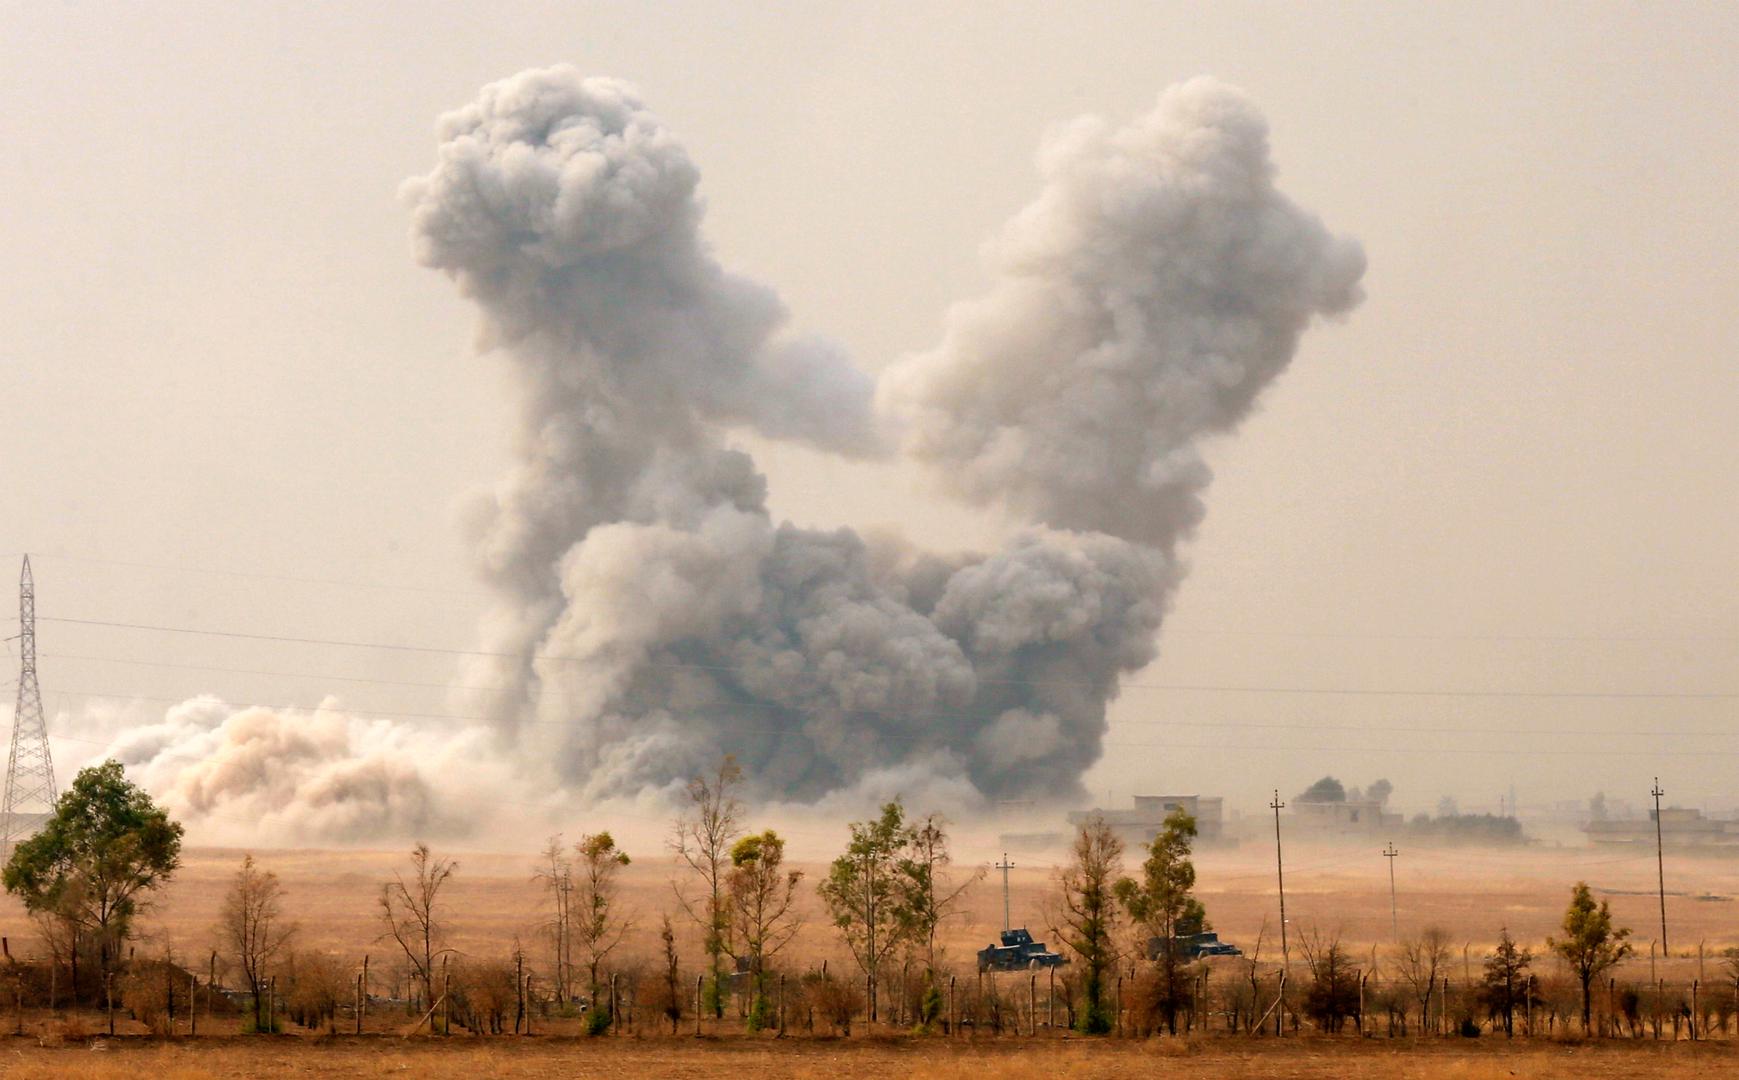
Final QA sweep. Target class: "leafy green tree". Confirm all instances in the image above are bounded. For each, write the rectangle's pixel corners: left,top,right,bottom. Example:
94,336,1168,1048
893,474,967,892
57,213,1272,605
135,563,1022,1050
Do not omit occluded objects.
1114,808,1205,1033
574,831,631,1017
1056,816,1123,1034
818,801,911,1023
3,760,183,999
1548,881,1632,1032
1479,927,1533,1036
728,829,802,1029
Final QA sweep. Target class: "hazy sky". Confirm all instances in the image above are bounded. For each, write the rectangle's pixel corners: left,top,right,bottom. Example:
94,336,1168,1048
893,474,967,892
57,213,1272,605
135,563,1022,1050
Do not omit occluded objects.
2,1,1735,822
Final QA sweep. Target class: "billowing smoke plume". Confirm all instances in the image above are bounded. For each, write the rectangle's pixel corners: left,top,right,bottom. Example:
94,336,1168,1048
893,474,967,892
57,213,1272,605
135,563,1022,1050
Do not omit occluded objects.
881,82,1366,541
401,66,1364,810
65,696,507,843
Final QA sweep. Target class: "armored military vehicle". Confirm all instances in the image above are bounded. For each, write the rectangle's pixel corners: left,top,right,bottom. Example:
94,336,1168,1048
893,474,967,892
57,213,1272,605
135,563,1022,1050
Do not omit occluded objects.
1144,930,1243,961
977,927,1068,973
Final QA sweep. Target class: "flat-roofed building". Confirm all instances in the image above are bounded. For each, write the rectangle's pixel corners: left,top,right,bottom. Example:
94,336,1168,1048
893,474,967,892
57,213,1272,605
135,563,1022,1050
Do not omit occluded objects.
1068,794,1226,847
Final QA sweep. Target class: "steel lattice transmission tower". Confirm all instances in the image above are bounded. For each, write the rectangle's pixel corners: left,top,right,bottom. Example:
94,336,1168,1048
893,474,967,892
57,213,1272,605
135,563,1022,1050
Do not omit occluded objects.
3,555,58,850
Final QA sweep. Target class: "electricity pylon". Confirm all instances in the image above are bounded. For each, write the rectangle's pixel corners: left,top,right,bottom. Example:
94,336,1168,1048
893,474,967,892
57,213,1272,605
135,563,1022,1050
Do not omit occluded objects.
3,556,57,850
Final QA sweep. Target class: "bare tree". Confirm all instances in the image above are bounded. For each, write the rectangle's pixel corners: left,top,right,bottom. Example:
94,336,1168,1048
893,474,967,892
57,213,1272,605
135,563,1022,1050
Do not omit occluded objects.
728,829,803,1028
898,813,982,978
573,831,632,1010
218,853,298,1031
1396,925,1453,1033
533,835,575,1002
378,842,457,1010
670,755,743,1017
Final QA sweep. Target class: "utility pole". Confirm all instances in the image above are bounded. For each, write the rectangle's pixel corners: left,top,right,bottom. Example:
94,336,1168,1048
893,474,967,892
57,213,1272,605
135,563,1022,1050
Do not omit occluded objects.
1271,792,1288,965
1270,790,1288,1036
1652,777,1668,957
1383,842,1400,942
995,853,1015,931
3,556,58,851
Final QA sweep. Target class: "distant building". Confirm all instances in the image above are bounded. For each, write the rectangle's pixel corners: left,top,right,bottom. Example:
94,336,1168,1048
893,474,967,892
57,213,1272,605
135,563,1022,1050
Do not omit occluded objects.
1289,798,1401,837
1585,806,1739,850
1068,794,1225,847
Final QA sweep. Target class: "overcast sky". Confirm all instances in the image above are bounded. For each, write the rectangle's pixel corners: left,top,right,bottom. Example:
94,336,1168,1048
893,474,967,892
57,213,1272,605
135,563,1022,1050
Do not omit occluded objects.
2,1,1735,821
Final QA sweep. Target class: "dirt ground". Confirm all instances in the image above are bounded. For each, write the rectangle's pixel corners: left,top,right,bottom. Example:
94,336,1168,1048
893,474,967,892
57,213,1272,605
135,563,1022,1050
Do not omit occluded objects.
0,1033,1734,1080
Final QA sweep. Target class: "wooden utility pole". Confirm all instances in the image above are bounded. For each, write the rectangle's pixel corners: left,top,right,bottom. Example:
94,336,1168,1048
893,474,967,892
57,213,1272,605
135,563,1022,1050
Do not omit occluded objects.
1270,790,1289,1037
1383,842,1400,941
1652,778,1669,957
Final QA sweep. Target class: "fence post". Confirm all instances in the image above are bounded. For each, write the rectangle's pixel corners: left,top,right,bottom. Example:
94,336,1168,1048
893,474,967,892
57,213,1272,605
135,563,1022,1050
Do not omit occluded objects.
1048,966,1055,1032
695,974,703,1037
949,974,956,1037
1029,972,1037,1036
1115,974,1123,1037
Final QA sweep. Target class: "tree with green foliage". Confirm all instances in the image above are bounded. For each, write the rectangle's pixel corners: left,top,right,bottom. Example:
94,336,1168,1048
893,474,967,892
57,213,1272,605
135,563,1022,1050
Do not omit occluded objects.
728,829,802,1029
1114,807,1205,1034
1056,816,1123,1034
1548,881,1632,1033
1479,927,1533,1036
3,760,183,1008
818,801,911,1023
670,756,743,1017
574,830,631,1021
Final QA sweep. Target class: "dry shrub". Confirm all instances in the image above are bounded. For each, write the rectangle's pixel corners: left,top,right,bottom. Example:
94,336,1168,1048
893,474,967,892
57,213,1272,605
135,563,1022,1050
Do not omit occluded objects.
797,970,864,1035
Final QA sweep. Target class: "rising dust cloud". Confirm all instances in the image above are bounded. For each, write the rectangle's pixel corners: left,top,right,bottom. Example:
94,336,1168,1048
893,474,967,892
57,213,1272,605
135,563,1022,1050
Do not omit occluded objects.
82,67,1364,843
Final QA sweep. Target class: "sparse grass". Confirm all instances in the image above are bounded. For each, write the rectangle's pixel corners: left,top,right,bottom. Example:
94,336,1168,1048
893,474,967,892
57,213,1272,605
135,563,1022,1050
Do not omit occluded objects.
0,1035,1733,1080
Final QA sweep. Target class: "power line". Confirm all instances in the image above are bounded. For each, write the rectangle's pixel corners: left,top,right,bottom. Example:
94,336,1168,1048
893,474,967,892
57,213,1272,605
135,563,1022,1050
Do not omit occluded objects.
26,552,484,599
23,550,1739,645
35,650,1739,736
41,686,1739,758
38,615,1739,700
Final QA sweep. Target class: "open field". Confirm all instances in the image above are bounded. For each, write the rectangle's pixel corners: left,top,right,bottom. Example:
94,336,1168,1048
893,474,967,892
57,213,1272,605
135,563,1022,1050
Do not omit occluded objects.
1,838,1735,1077
3,839,1725,980
1,1034,1737,1080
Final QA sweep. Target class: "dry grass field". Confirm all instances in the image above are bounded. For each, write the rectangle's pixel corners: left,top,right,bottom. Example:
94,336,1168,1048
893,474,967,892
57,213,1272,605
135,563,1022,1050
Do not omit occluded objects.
0,1034,1735,1080
5,837,1722,980
0,837,1735,1076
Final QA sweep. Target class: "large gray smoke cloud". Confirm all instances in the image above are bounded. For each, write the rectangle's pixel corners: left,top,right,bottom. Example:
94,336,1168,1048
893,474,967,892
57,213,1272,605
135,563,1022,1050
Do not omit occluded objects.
401,67,1364,809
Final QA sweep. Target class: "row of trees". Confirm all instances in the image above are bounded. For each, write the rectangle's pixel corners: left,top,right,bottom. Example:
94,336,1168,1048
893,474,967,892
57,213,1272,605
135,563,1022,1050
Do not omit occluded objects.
0,758,1719,1042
